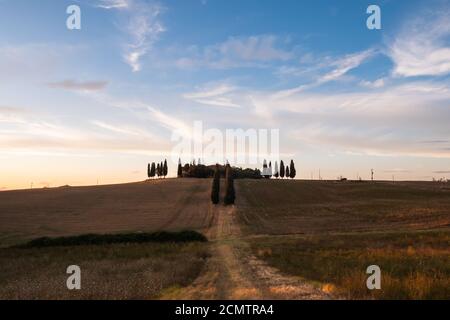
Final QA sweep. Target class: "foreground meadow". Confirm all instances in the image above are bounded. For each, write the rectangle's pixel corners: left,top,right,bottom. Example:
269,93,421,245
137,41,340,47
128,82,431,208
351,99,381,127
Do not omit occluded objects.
248,231,449,299
237,180,450,299
0,178,449,299
0,179,212,300
0,241,209,299
0,179,212,247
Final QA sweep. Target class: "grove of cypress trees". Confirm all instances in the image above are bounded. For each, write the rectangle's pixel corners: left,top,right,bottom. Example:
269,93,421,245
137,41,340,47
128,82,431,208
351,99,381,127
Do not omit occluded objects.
290,160,296,179
280,160,285,178
211,164,220,204
224,165,235,205
163,159,168,178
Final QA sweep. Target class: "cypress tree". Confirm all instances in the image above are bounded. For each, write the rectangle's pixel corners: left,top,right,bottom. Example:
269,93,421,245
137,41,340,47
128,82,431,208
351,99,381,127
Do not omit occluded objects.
211,164,220,204
262,159,269,179
157,163,161,178
290,160,296,179
280,160,285,178
147,163,151,178
224,165,235,205
274,161,279,178
163,159,168,178
177,159,183,178
285,166,290,179
150,162,156,178
269,161,273,178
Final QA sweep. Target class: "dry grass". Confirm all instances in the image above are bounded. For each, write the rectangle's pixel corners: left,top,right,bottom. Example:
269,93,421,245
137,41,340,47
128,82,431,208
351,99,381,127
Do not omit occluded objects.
0,179,214,300
239,180,450,299
2,178,449,300
236,180,450,235
249,231,450,299
0,179,213,247
0,242,210,300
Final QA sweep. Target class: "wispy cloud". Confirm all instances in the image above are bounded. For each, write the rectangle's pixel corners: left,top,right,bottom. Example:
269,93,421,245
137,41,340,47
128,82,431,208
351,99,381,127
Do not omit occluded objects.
176,35,292,69
318,49,375,83
124,4,165,72
360,78,385,88
248,79,450,158
91,120,155,138
192,97,240,108
267,82,450,116
97,0,165,72
293,123,450,159
75,89,196,142
47,80,108,92
217,35,292,62
0,110,167,155
272,49,376,99
183,84,235,99
183,83,240,108
146,105,193,138
96,0,130,9
388,8,450,77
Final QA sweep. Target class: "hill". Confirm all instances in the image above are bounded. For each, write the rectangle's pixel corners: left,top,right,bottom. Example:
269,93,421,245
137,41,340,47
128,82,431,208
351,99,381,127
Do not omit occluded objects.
0,179,212,247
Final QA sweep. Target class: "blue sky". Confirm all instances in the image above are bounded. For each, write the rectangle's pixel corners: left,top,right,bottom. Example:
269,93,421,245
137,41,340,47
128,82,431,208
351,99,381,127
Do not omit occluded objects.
1,0,450,189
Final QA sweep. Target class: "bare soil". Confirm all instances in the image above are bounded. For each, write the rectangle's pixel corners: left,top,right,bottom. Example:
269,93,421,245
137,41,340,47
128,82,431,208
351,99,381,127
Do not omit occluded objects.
236,180,450,235
0,179,212,247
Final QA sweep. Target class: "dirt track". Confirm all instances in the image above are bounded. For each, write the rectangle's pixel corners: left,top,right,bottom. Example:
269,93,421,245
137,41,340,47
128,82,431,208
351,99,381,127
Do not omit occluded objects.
162,203,331,300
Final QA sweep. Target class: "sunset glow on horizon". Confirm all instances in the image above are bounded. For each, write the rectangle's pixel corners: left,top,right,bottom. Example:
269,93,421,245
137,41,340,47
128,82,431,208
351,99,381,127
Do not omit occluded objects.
1,0,450,190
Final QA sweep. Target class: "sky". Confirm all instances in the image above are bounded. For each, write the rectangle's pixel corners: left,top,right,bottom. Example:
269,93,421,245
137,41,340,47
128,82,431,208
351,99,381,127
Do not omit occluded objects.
1,0,450,190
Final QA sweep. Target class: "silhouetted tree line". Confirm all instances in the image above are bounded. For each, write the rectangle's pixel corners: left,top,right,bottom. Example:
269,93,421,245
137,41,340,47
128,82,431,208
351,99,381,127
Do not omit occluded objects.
147,159,168,179
262,159,296,179
178,161,262,179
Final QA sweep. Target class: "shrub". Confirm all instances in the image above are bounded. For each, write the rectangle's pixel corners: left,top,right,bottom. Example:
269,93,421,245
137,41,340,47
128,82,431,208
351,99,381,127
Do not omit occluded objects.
17,231,208,248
